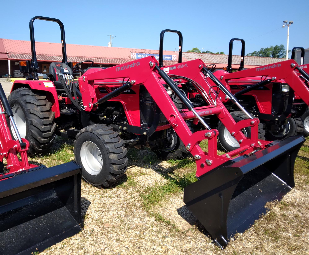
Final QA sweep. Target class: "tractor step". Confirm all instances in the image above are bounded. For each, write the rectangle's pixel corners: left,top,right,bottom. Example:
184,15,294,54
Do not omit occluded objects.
0,161,81,255
184,136,304,248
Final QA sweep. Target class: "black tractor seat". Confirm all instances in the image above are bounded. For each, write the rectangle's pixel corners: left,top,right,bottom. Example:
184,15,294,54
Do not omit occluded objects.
49,62,73,90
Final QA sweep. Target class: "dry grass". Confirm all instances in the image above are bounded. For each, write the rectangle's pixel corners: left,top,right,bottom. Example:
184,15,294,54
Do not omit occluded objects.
31,136,309,255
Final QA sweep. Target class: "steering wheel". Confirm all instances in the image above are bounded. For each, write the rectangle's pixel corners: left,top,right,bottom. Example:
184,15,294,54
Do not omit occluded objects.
73,60,94,75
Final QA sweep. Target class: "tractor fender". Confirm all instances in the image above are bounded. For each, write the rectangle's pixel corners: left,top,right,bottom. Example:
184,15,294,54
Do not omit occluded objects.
11,80,60,118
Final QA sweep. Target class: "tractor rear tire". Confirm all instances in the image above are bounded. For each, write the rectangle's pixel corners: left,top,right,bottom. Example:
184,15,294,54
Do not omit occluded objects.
8,88,56,155
218,111,266,152
74,124,128,187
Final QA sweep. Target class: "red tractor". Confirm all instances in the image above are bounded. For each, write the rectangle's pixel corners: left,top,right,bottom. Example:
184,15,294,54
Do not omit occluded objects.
0,80,81,254
159,32,309,151
223,39,307,140
220,41,309,143
218,41,309,146
10,17,304,247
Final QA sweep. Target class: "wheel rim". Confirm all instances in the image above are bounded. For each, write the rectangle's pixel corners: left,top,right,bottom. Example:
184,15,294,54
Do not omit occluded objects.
80,141,103,175
223,127,240,148
304,116,309,132
11,104,27,138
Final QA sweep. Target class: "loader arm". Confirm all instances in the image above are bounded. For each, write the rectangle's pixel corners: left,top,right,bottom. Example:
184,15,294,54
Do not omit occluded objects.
222,59,309,105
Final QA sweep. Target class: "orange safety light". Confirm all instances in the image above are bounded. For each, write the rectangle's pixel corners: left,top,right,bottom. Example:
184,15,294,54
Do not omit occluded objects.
19,61,27,66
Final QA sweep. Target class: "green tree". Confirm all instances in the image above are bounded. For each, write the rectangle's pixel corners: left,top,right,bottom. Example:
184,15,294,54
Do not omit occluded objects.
187,47,201,53
247,44,286,58
186,48,224,54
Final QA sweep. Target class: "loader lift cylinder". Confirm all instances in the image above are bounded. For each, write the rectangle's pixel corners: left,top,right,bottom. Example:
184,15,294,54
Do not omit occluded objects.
202,67,254,119
234,79,272,97
155,65,211,130
94,81,131,106
295,66,309,82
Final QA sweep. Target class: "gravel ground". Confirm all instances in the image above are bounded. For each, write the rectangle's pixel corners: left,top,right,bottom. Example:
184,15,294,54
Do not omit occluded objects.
40,151,309,255
0,78,13,96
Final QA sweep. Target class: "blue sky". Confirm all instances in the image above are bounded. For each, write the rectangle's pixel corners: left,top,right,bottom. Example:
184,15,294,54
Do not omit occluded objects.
1,0,308,57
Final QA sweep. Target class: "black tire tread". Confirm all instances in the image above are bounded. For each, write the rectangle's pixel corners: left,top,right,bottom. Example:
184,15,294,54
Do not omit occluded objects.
75,124,127,188
294,117,304,135
301,109,309,137
8,88,56,154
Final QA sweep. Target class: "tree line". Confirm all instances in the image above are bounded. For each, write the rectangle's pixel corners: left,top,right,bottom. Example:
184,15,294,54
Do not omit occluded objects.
186,44,287,58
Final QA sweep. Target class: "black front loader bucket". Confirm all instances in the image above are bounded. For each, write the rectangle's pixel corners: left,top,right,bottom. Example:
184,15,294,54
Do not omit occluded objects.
184,136,304,248
0,161,81,255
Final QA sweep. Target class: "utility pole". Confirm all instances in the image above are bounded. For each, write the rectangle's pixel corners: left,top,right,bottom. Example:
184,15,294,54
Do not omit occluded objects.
282,21,293,60
107,35,116,47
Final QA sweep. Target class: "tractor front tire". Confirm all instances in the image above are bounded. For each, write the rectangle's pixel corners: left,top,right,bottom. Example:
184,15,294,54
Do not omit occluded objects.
74,124,128,188
8,88,56,155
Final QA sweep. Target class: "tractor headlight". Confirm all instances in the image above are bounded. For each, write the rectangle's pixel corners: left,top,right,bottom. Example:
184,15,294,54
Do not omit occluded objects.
166,88,173,95
281,84,290,92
